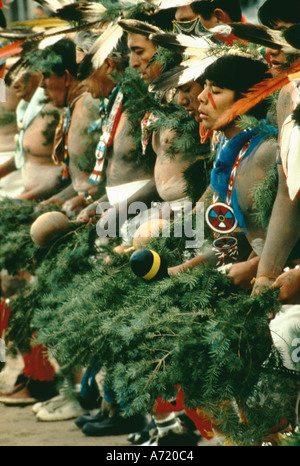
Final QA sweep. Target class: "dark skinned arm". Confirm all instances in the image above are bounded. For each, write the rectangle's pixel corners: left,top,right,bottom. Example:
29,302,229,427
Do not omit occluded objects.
253,166,300,293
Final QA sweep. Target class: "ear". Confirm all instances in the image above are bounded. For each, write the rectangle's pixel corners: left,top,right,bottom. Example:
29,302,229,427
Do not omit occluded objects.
106,57,115,73
214,8,228,23
64,69,72,87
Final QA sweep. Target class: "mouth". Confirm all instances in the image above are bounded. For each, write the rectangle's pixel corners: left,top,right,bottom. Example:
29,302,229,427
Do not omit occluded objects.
269,59,284,70
198,107,208,119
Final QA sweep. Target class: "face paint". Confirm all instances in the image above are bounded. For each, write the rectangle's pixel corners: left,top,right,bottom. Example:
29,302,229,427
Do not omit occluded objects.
208,92,217,110
172,17,211,37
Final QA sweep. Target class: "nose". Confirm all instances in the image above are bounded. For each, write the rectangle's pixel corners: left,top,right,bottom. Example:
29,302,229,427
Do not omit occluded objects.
39,75,47,89
130,52,140,70
265,46,280,57
197,86,207,105
177,90,189,107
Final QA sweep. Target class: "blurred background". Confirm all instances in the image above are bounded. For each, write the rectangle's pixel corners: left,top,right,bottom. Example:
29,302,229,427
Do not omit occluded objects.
2,0,265,23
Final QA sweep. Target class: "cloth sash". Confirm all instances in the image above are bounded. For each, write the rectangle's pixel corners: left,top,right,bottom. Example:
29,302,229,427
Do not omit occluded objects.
52,89,87,179
106,179,151,207
211,129,265,231
14,87,45,169
89,87,123,185
280,113,300,201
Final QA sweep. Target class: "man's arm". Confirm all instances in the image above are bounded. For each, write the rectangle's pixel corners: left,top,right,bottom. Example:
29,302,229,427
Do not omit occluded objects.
0,156,16,179
40,183,77,207
271,267,300,304
253,165,300,291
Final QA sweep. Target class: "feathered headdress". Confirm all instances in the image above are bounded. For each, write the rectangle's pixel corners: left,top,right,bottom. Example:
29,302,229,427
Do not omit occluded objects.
283,24,300,52
144,0,203,9
149,31,213,55
210,22,300,130
148,33,216,92
214,60,300,130
34,0,76,14
210,22,300,56
77,21,125,80
148,30,261,92
118,18,164,37
1,25,77,86
149,55,216,92
55,1,107,24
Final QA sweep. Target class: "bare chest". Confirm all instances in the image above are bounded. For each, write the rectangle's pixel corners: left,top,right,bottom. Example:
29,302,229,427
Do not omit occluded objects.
106,113,153,186
235,140,277,221
152,129,191,201
22,113,55,159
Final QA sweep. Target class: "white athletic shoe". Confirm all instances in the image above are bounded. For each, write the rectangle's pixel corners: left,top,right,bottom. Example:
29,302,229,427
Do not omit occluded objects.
32,394,65,414
36,397,87,422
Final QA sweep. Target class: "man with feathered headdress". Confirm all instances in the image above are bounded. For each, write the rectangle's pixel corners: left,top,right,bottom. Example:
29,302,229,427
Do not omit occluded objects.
0,66,63,202
247,3,300,304
33,37,101,218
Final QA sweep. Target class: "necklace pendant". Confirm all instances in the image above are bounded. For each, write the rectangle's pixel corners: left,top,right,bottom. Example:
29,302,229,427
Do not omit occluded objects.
206,202,238,234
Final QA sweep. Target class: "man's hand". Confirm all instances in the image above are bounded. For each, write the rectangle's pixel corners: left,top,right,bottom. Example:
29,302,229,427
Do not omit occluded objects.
272,268,300,304
168,254,206,277
76,202,98,224
96,207,120,237
228,256,260,290
62,194,86,218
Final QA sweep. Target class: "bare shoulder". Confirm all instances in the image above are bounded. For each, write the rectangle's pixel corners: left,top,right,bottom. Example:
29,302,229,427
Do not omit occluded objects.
152,128,175,154
40,102,61,122
73,93,100,120
253,137,278,167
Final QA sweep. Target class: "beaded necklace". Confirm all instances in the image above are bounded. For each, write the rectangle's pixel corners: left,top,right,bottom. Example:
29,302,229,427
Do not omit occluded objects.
206,132,251,266
89,86,123,185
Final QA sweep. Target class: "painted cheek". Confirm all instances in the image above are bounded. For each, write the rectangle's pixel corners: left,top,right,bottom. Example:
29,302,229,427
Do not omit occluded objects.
208,92,217,110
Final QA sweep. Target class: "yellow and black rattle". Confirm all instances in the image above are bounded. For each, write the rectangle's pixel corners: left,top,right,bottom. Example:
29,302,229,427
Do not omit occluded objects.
129,249,168,281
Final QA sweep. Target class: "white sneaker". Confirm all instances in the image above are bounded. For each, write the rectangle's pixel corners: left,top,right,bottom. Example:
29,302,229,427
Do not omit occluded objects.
36,397,87,422
32,394,65,414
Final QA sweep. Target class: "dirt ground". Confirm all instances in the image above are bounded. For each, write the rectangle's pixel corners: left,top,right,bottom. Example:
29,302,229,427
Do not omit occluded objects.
0,356,220,447
0,356,130,447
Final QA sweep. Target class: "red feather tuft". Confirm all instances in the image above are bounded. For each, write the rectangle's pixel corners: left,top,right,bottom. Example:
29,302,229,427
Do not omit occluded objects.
0,63,5,79
213,62,300,130
0,41,24,60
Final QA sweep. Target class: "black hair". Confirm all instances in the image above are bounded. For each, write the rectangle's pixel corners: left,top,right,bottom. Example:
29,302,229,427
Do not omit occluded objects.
132,8,175,31
42,38,78,77
191,0,242,22
283,24,300,50
200,54,270,119
258,0,300,28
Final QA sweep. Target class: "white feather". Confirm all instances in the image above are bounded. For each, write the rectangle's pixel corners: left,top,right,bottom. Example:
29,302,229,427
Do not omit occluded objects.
208,24,232,36
150,32,214,58
149,55,216,92
37,1,106,24
212,22,299,55
39,34,66,49
90,22,124,71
